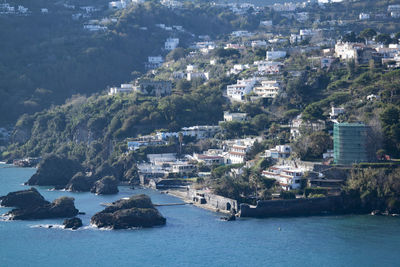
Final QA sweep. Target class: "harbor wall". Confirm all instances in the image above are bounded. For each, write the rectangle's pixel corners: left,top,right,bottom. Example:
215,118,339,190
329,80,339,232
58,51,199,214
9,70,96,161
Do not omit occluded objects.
187,188,238,212
240,196,346,218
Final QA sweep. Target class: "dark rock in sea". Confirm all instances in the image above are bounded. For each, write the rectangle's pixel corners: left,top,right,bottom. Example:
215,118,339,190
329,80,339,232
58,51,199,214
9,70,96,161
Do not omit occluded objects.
221,214,236,221
63,217,83,230
1,187,49,209
65,172,97,192
91,194,166,229
90,176,119,195
26,154,83,187
1,188,79,220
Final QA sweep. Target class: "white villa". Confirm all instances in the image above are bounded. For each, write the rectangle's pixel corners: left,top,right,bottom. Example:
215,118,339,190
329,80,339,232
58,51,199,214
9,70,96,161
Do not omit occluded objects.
262,166,303,191
226,78,257,101
253,80,281,98
265,145,292,159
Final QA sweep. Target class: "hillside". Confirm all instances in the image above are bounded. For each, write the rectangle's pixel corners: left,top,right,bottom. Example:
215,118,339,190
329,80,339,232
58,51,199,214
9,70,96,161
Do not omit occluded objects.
0,0,261,124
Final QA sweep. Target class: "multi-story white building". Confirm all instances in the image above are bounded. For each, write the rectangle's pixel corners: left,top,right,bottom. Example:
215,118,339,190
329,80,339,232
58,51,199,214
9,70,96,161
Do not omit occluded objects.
265,145,292,159
262,166,303,191
253,80,281,98
359,13,370,20
334,42,365,60
165,38,179,50
226,78,257,101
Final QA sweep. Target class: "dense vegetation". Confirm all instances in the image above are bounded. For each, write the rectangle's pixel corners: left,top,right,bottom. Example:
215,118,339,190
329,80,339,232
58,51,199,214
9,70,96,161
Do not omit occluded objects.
0,0,263,124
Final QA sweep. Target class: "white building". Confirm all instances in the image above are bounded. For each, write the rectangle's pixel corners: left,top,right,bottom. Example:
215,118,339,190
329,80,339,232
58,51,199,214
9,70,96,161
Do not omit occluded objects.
146,56,163,69
334,42,365,60
193,153,224,165
260,20,273,27
255,61,283,74
83,24,107,31
253,80,281,98
187,72,209,81
165,38,179,50
266,51,287,60
108,84,136,95
223,111,247,122
109,0,127,9
262,166,303,190
265,145,292,159
226,78,257,101
231,31,252,37
329,107,345,119
251,40,267,48
359,13,370,20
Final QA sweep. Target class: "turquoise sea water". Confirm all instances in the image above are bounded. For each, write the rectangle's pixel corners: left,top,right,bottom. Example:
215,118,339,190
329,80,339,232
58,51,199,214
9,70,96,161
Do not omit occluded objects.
1,163,400,267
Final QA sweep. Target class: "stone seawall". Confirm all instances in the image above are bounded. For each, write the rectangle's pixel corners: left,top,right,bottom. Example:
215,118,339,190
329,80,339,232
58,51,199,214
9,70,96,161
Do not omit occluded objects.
187,188,238,213
240,196,346,218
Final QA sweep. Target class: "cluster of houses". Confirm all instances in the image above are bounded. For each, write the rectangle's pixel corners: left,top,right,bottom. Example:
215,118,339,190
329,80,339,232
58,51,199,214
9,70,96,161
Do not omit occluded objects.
0,3,30,15
334,42,400,67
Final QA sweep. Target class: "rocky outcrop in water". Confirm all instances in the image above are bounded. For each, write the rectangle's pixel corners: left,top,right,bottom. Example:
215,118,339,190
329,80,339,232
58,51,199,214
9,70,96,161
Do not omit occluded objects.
63,217,83,230
26,154,83,188
90,176,119,195
1,188,79,220
65,172,96,192
90,194,166,229
0,187,49,208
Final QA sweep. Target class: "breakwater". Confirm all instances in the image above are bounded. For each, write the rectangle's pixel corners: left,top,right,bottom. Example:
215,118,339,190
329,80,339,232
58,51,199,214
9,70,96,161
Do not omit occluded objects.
240,196,347,218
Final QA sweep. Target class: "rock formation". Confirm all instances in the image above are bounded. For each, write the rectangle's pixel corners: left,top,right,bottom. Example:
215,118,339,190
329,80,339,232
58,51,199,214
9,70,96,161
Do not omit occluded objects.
1,188,79,220
26,154,83,188
63,217,83,230
90,176,119,195
91,194,166,229
65,172,97,192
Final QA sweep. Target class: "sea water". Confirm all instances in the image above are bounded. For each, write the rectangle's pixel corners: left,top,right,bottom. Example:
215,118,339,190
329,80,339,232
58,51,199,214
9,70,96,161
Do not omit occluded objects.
1,163,400,267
